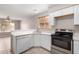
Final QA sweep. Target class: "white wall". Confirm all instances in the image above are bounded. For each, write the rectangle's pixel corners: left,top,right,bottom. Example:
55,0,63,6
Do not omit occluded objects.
21,17,36,30
21,19,29,30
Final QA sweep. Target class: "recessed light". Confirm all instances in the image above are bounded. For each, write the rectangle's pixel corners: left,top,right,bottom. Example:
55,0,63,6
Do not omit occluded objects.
34,9,39,13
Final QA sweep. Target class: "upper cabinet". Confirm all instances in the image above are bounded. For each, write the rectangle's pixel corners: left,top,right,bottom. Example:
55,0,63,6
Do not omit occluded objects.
74,5,79,25
48,6,74,26
44,5,79,27
48,13,55,26
53,6,74,17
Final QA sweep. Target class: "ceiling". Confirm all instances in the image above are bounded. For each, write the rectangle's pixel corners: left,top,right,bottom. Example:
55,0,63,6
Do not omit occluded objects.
0,4,49,19
48,4,74,12
0,4,75,20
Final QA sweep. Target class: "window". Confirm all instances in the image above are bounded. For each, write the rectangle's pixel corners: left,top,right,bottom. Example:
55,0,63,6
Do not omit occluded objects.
37,16,51,31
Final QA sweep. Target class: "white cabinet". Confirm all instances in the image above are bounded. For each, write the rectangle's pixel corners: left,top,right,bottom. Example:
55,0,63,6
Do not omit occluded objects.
40,35,51,50
11,34,51,53
48,6,74,26
34,34,51,51
48,14,55,25
74,40,79,54
53,6,74,17
34,35,41,46
16,35,33,53
74,5,79,25
61,7,74,16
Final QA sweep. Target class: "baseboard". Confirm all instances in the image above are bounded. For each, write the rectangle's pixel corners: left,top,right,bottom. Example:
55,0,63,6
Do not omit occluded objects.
33,46,52,53
40,47,52,53
20,46,51,54
20,47,34,54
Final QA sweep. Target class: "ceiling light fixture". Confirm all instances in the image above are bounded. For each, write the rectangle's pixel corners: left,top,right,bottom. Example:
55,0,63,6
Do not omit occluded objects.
34,9,39,13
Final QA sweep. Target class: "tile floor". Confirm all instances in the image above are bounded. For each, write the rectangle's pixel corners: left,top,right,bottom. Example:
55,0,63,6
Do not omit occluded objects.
23,47,66,54
23,47,51,54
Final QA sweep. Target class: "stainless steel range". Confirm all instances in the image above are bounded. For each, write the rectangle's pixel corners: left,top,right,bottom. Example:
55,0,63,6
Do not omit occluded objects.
51,30,73,53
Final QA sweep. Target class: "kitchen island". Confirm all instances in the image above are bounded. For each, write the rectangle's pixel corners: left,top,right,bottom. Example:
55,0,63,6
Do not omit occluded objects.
11,30,52,54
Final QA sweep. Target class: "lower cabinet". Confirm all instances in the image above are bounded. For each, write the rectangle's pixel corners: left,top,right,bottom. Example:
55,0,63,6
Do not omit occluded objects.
34,34,51,51
16,35,33,53
40,35,51,51
34,35,41,46
12,34,51,53
74,40,79,54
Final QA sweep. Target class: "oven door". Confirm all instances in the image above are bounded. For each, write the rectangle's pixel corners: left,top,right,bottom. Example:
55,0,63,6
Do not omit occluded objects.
52,39,71,50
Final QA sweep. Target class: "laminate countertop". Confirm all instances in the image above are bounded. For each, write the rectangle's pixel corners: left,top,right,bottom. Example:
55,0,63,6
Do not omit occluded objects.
11,30,52,36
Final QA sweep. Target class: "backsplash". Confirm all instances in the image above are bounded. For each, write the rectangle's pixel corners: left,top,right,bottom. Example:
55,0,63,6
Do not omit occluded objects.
55,14,74,30
56,29,73,32
74,26,79,33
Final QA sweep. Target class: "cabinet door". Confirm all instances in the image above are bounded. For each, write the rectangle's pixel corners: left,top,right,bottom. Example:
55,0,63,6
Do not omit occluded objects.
74,5,79,25
53,6,74,17
16,35,32,53
48,14,55,26
74,40,79,54
34,35,41,46
40,35,51,51
59,7,74,16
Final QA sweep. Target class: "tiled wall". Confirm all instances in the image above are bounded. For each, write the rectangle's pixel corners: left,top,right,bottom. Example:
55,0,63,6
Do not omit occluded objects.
55,14,74,30
74,26,79,32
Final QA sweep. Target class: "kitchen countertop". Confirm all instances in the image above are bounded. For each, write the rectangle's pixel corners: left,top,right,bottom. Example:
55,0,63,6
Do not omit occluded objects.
34,32,52,35
11,29,36,36
11,30,52,36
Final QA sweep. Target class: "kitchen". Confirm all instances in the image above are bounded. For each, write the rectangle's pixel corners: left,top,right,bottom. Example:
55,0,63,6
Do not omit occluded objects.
0,4,79,54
